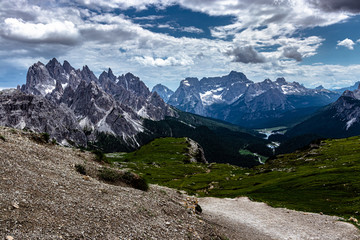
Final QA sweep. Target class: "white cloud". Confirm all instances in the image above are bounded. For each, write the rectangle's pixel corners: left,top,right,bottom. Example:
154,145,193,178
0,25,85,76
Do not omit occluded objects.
134,56,194,67
337,38,356,50
1,18,80,45
0,0,360,90
181,26,203,33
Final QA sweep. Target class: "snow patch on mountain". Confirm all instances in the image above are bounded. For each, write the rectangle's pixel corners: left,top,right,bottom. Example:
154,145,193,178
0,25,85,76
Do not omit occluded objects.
346,118,357,130
200,89,224,106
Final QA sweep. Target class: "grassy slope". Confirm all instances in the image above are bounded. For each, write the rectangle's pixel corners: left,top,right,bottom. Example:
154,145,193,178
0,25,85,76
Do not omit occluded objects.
95,109,272,167
106,137,360,219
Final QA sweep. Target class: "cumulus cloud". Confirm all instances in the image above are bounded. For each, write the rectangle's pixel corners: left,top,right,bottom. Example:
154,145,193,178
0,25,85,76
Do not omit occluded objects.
226,46,267,64
282,46,303,61
1,0,360,90
1,18,80,45
134,56,194,67
337,38,356,50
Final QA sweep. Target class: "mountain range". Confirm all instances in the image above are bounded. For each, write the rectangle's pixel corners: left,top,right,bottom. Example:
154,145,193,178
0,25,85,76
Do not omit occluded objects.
0,58,272,167
167,71,340,128
286,85,360,139
16,58,174,147
3,58,360,166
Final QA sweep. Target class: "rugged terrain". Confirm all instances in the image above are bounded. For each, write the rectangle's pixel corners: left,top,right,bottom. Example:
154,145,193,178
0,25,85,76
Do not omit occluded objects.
108,135,360,220
152,84,174,103
0,59,274,167
1,127,359,239
0,126,228,239
168,71,340,128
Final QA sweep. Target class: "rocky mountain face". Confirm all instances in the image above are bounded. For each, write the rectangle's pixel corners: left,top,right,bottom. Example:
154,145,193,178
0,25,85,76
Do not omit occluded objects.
0,89,87,145
151,84,174,103
1,58,173,146
331,81,360,93
286,85,360,139
168,72,340,128
98,70,174,120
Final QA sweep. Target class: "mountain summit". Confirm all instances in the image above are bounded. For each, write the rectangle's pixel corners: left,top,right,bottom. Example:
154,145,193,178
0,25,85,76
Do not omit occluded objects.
9,58,172,145
168,72,340,128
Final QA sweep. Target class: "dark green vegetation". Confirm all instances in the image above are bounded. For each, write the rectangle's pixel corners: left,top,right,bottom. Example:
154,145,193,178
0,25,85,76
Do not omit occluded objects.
75,164,86,175
95,109,272,167
30,132,51,144
107,137,360,219
0,135,5,141
98,167,149,191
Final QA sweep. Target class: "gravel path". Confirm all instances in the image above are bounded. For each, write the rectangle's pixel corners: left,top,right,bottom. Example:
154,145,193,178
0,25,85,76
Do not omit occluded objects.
199,197,360,240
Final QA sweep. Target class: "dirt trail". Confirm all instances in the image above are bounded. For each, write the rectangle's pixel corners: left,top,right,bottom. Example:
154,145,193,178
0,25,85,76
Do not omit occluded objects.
199,197,360,240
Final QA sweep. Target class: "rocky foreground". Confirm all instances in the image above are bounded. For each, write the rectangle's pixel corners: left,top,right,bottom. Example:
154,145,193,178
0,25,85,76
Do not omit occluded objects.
0,127,226,239
1,126,360,240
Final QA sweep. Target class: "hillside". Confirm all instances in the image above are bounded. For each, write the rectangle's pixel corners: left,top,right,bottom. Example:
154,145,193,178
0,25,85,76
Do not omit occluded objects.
1,127,360,239
0,127,229,239
107,136,360,220
95,109,272,167
286,95,360,139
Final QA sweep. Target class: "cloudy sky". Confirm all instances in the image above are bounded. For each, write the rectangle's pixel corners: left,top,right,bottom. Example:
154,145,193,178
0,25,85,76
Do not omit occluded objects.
1,0,360,90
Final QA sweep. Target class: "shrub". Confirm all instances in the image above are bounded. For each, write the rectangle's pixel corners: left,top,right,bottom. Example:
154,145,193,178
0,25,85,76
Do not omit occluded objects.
98,167,120,182
75,164,86,175
41,132,50,143
98,168,149,191
0,135,5,141
122,171,149,191
31,132,50,144
92,149,106,162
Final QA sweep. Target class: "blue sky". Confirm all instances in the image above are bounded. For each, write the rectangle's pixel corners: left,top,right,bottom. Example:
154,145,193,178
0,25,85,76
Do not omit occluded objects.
1,0,360,90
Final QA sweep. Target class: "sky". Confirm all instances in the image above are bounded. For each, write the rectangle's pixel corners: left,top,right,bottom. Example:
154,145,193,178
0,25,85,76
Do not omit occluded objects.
1,0,360,91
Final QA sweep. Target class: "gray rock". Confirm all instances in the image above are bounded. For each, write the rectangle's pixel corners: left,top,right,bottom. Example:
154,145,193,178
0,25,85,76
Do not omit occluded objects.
151,84,174,103
0,89,87,145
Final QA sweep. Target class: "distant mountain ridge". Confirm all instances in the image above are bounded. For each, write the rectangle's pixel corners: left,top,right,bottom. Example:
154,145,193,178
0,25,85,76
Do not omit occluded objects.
286,84,360,139
168,71,340,128
152,84,174,103
331,81,360,93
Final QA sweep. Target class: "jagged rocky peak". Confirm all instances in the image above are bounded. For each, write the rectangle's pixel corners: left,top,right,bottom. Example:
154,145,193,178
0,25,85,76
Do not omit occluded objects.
81,65,98,83
99,68,117,83
227,71,251,82
117,72,150,96
151,84,174,103
63,60,75,74
275,77,287,85
23,60,55,96
315,85,325,90
263,78,272,84
46,58,68,84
